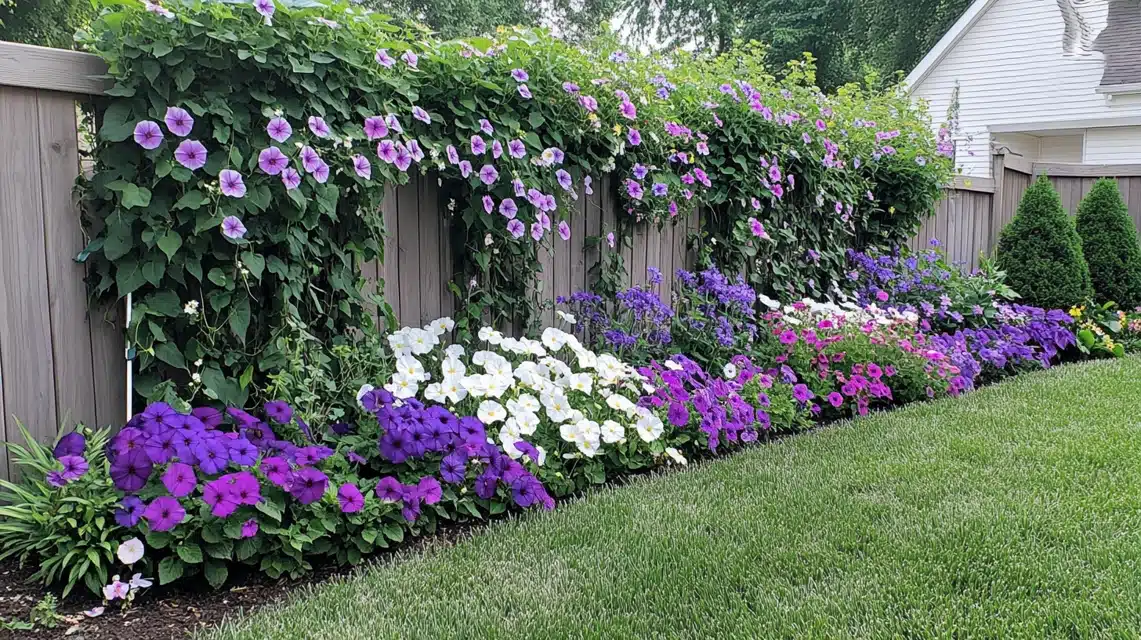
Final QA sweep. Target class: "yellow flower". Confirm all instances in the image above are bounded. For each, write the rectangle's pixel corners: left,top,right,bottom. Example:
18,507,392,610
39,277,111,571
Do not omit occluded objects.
1068,307,1082,318
612,123,622,135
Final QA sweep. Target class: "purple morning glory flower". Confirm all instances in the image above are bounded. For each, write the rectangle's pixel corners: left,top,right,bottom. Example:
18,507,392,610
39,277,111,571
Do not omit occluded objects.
558,220,571,241
281,167,301,190
555,169,573,192
364,116,388,140
492,140,503,159
627,128,641,146
479,164,498,185
518,84,532,99
412,106,430,124
143,496,185,532
500,198,518,218
530,222,543,241
299,146,321,173
377,140,397,164
221,215,246,239
511,68,529,82
375,48,395,68
459,160,472,178
481,195,495,213
289,467,328,505
470,135,486,155
307,116,331,138
479,118,494,134
394,144,412,171
507,219,525,238
162,462,197,497
385,114,403,134
651,182,667,197
254,0,274,21
352,155,372,179
173,139,207,170
164,106,194,137
133,120,163,149
338,483,364,513
401,50,418,68
53,432,86,458
219,170,246,198
257,146,289,175
267,117,292,143
626,179,644,200
507,139,526,158
445,144,460,165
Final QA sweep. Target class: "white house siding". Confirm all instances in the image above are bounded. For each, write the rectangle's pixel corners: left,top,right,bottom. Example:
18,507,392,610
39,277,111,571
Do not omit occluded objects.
1039,133,1084,162
911,0,1141,178
1083,126,1141,162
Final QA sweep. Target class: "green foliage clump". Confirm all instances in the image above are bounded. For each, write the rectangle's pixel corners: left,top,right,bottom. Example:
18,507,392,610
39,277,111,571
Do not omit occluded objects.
1075,178,1141,308
996,176,1092,309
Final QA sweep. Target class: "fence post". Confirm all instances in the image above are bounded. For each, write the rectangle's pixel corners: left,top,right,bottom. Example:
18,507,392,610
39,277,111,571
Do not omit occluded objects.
988,152,1006,256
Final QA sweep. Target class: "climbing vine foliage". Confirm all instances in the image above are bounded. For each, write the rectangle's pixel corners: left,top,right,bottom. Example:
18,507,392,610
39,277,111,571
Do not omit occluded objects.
78,0,950,407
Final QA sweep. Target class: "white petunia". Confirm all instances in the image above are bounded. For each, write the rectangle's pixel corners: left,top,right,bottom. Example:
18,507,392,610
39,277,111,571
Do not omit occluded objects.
356,384,375,409
601,420,625,443
444,344,465,359
486,374,514,398
428,316,455,335
424,383,447,403
758,294,781,309
441,376,468,404
117,538,145,565
541,327,569,351
722,362,739,380
461,374,490,398
577,435,601,457
385,372,419,399
499,419,522,441
388,330,413,357
635,414,664,442
477,400,507,424
441,356,466,378
664,359,683,371
556,310,577,325
514,410,539,435
512,393,541,413
501,436,523,459
579,419,601,441
665,447,688,465
478,326,495,341
606,394,635,412
559,421,583,443
567,372,593,395
396,355,428,381
543,391,573,422
407,328,438,355
536,445,547,466
129,573,153,589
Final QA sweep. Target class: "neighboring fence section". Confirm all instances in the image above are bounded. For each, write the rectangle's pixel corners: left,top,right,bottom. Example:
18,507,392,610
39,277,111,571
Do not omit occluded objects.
909,152,1141,270
0,42,123,480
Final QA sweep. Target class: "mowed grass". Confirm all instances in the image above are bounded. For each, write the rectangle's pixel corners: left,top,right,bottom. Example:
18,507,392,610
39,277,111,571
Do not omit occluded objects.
207,358,1141,639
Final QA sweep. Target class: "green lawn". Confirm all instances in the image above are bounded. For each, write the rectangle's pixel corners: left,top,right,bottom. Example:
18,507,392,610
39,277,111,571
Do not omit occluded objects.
207,358,1141,639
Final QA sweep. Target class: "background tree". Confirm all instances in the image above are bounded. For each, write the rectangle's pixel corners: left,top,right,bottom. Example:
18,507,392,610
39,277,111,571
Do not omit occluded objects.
0,0,93,48
996,176,1092,310
368,0,617,42
1075,178,1141,308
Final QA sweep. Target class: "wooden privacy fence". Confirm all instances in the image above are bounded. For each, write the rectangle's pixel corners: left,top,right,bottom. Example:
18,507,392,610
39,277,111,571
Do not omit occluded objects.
909,151,1141,269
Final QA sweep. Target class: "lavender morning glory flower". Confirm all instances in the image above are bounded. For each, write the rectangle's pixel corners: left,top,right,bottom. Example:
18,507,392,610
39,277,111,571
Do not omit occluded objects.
266,117,292,143
221,215,247,239
508,139,526,158
459,160,472,178
364,116,388,140
164,106,194,137
626,179,643,200
133,120,163,149
558,220,571,241
511,68,529,82
492,140,503,158
402,50,418,68
219,170,246,198
307,116,331,138
173,139,207,170
257,146,289,175
394,145,412,171
254,0,274,22
471,135,486,155
518,84,532,99
300,146,321,173
530,222,543,241
375,48,395,68
385,114,403,134
412,106,431,124
479,164,498,185
281,167,301,190
500,198,518,219
352,154,372,179
377,140,397,164
507,219,525,238
479,118,494,135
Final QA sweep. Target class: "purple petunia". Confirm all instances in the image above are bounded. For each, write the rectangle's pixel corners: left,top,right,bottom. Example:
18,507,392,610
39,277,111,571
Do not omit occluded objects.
143,496,186,532
289,467,328,505
115,496,145,527
627,128,641,146
110,450,152,493
133,120,163,149
164,107,194,137
53,432,86,458
259,456,291,488
375,476,403,502
337,483,364,513
162,462,197,497
619,101,637,120
240,519,259,538
264,400,293,424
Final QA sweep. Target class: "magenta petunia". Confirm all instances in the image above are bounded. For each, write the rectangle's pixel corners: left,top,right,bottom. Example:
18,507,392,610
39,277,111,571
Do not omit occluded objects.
412,106,431,124
337,483,364,513
281,167,301,190
257,146,289,175
627,128,641,146
364,116,388,140
482,195,494,213
289,467,328,505
133,120,164,149
506,219,525,238
219,170,246,198
174,139,207,170
164,106,194,137
417,477,442,505
143,496,185,532
240,518,259,538
375,48,395,68
352,155,371,179
619,101,637,120
557,220,571,241
307,116,331,138
267,117,292,143
162,462,196,497
479,164,498,186
748,217,769,239
221,215,246,239
507,139,526,159
499,198,518,219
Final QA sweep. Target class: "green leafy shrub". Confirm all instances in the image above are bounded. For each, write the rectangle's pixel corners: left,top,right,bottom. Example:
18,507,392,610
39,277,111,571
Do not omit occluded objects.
996,175,1092,309
1075,178,1141,308
0,425,123,596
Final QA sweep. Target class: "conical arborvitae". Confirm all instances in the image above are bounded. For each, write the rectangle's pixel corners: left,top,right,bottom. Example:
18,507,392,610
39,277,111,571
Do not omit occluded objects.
1075,178,1141,308
996,175,1092,309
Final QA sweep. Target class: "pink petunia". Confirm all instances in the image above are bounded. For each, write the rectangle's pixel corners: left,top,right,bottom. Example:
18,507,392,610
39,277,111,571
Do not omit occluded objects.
219,170,246,198
174,139,207,170
164,106,194,137
133,120,163,149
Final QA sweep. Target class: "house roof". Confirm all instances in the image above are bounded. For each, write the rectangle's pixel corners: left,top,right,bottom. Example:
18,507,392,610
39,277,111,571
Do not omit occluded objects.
904,0,1001,88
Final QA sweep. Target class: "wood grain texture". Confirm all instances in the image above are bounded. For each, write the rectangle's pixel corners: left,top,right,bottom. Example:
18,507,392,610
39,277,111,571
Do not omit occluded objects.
417,175,441,326
89,301,125,430
0,42,108,95
380,187,400,324
37,91,98,431
396,180,420,326
0,87,59,471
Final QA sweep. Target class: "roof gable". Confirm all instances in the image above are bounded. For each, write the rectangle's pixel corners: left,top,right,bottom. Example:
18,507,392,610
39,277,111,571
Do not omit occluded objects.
905,0,1001,88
